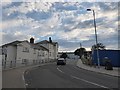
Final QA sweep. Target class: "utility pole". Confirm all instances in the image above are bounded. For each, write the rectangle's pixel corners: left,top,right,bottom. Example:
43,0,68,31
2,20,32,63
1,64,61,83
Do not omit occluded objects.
79,42,82,59
87,9,100,68
80,43,82,48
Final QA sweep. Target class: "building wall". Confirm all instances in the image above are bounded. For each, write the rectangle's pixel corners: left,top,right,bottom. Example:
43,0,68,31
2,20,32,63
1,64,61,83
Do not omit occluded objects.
49,44,55,61
67,53,79,60
16,42,49,67
44,50,49,62
0,47,2,55
38,43,58,61
58,52,79,60
54,44,58,60
16,42,32,67
1,40,57,70
7,46,17,62
1,45,17,69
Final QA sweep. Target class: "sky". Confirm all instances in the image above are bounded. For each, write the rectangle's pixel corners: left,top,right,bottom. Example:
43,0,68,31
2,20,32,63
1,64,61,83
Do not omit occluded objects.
0,0,119,52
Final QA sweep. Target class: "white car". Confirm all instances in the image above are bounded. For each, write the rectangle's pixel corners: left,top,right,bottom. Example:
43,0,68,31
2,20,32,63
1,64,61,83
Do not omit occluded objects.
57,58,66,65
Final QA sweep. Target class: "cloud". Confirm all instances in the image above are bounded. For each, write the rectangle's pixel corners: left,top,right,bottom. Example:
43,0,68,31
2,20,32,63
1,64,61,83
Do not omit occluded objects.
1,0,13,7
1,2,119,51
1,31,39,45
26,11,52,20
4,2,52,14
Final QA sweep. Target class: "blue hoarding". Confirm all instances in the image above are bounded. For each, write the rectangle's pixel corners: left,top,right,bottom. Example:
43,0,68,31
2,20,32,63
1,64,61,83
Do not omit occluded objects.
92,50,120,67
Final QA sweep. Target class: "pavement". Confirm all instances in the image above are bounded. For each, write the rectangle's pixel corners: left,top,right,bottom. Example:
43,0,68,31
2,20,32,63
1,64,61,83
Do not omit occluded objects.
0,70,2,90
2,59,120,88
76,59,120,77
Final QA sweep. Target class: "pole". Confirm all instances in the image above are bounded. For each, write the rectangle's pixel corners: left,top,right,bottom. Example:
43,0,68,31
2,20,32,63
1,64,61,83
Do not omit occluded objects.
80,43,82,48
93,10,100,68
79,43,81,59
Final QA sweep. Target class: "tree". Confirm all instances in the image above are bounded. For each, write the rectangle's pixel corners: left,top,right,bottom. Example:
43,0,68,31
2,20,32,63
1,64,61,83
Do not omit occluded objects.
74,48,86,58
60,53,68,59
91,43,105,50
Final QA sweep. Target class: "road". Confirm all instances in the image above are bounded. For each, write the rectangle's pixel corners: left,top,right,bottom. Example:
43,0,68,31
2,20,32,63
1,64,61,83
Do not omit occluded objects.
24,60,118,89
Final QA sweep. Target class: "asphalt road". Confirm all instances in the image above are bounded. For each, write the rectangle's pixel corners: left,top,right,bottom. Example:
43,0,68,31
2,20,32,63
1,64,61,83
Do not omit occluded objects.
24,60,119,89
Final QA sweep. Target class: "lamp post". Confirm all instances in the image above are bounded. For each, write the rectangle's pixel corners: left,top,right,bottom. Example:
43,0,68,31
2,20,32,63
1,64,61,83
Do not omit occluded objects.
87,9,100,68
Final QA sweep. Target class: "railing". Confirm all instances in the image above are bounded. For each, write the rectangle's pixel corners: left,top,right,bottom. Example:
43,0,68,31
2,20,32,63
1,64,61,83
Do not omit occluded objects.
2,58,55,70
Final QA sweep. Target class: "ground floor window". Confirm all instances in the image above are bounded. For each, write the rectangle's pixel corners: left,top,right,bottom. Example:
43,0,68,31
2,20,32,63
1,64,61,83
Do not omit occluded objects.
22,59,27,64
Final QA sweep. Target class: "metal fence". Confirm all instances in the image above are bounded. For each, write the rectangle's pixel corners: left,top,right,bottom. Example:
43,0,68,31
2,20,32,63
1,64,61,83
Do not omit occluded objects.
2,58,55,70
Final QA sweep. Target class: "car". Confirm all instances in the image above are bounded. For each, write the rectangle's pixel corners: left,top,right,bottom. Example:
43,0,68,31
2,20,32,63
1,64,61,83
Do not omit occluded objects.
57,58,66,65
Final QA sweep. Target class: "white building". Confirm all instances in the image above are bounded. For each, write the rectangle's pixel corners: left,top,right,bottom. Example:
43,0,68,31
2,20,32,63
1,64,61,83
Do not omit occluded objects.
36,37,58,62
0,37,58,70
58,52,79,60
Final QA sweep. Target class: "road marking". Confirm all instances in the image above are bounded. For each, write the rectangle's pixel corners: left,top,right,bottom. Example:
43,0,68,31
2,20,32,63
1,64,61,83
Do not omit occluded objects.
25,83,28,86
70,75,109,89
57,67,64,73
22,72,27,88
22,74,25,81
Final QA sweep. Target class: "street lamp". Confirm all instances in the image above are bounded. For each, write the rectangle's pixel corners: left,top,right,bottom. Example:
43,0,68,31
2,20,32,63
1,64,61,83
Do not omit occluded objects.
87,9,100,68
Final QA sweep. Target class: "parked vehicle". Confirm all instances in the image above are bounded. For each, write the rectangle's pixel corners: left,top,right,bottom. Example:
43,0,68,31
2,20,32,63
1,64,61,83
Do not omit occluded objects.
57,58,66,65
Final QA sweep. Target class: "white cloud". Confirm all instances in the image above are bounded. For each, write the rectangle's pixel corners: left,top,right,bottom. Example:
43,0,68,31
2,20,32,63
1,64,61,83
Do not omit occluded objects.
57,27,94,41
1,0,12,7
75,13,93,22
97,10,118,21
4,2,53,15
1,19,22,30
58,46,76,52
1,31,40,45
45,12,60,28
1,2,119,51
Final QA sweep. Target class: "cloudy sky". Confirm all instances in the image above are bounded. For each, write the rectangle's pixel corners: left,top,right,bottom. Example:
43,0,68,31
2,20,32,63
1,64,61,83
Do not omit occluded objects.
1,0,119,52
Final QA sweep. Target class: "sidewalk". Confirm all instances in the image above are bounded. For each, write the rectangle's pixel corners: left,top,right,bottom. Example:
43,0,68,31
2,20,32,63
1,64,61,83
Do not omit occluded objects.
2,63,53,88
76,59,120,77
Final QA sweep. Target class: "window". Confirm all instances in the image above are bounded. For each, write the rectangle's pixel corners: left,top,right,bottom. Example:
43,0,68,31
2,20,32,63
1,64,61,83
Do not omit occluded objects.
38,52,39,56
22,59,27,64
33,49,36,54
2,48,7,54
5,54,7,60
49,45,51,49
23,47,29,52
38,51,41,56
49,52,51,56
42,52,44,57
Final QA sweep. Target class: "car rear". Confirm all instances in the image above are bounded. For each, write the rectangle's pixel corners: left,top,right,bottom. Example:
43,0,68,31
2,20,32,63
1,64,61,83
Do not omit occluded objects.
57,58,66,65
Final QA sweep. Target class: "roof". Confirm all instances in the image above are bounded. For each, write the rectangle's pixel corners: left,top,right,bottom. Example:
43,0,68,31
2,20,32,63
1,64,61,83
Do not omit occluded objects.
1,40,27,47
1,40,49,51
30,43,49,51
36,40,58,46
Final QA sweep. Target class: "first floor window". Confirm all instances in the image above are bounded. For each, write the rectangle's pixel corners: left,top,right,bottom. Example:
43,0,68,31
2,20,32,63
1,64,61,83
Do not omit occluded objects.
23,47,29,52
33,49,36,54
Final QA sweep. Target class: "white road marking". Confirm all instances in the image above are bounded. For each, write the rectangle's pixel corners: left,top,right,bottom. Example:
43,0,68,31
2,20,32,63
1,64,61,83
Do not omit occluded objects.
57,66,109,89
25,83,28,86
70,75,109,88
22,72,27,88
57,67,64,73
22,74,25,81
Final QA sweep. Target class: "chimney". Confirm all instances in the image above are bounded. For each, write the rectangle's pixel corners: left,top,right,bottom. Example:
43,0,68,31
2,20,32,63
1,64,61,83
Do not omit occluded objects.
30,37,34,44
49,37,52,43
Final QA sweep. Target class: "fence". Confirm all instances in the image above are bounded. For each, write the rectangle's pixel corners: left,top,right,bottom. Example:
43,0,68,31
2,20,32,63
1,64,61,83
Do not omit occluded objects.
2,58,55,70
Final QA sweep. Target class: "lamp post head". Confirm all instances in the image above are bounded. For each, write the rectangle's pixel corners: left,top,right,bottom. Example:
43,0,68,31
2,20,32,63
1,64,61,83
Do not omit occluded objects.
87,9,92,11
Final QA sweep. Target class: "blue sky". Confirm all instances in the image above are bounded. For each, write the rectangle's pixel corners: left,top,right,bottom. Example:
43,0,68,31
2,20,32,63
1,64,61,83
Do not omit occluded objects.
1,0,119,52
